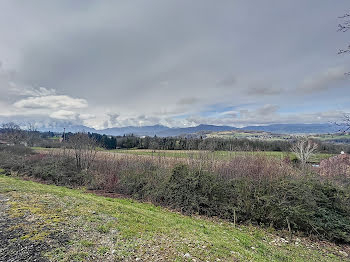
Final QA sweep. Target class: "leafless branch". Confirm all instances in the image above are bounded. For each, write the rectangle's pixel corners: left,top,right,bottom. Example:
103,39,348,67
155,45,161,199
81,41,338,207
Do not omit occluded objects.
339,13,350,19
291,139,318,167
334,114,350,132
67,132,98,171
338,12,350,75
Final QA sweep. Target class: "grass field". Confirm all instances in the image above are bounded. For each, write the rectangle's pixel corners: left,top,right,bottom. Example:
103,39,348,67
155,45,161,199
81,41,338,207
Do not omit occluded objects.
205,131,293,141
109,149,333,163
311,134,350,142
0,175,348,261
32,147,334,163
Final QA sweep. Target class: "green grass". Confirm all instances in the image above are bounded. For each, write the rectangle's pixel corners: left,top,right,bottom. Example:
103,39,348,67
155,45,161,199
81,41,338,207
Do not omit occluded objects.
0,175,346,261
31,146,56,150
110,149,333,163
311,134,350,141
206,131,293,141
33,147,333,163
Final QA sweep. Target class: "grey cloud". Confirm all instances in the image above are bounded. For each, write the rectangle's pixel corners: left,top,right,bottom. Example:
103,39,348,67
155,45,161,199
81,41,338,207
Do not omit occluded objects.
0,1,350,128
108,113,120,126
298,67,347,94
246,86,284,96
256,104,279,116
216,76,237,87
177,97,199,105
185,109,346,128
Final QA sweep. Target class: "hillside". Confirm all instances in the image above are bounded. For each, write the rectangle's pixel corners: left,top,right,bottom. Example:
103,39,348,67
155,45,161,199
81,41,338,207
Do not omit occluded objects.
0,175,348,261
243,124,339,134
36,123,340,137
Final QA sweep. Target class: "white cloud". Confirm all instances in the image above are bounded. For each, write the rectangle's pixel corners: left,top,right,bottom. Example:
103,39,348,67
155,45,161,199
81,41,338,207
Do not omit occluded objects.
13,95,88,109
50,110,78,120
79,113,95,120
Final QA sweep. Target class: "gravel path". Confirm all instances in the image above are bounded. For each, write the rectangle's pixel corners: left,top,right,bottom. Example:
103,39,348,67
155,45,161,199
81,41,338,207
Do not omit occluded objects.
0,194,49,262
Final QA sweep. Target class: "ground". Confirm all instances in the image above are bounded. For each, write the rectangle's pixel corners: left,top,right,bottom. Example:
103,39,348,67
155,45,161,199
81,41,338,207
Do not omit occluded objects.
32,147,334,163
0,175,349,262
108,149,333,163
0,194,48,262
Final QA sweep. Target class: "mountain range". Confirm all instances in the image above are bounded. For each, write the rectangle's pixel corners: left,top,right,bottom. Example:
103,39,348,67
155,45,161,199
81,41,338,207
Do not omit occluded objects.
37,123,341,136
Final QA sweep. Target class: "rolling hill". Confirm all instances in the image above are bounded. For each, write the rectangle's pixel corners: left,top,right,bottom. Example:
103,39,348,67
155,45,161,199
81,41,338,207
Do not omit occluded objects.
37,123,340,137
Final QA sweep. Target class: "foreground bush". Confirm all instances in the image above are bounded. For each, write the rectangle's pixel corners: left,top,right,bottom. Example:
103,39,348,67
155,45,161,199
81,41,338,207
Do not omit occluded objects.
114,159,350,243
0,145,85,186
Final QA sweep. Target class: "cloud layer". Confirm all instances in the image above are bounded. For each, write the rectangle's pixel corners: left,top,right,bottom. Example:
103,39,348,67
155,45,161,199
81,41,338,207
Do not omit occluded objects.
0,1,349,129
14,95,88,110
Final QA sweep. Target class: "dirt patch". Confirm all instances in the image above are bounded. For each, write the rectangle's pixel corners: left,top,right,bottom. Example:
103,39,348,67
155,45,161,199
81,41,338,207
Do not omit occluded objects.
0,194,69,262
0,194,50,261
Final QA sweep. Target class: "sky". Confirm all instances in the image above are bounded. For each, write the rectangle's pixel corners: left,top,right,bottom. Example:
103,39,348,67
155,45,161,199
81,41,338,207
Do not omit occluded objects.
0,0,349,129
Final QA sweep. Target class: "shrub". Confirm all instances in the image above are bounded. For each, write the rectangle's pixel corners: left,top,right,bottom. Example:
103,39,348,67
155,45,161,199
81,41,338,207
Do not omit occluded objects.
163,165,231,216
254,176,350,242
24,155,85,186
117,160,168,201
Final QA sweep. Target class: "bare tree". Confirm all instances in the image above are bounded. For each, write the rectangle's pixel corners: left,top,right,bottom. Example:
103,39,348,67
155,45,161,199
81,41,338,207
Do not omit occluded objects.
0,122,26,145
344,114,350,130
338,12,350,54
334,114,350,132
337,13,350,130
24,122,41,147
338,12,350,76
68,132,98,171
341,114,350,132
291,139,318,167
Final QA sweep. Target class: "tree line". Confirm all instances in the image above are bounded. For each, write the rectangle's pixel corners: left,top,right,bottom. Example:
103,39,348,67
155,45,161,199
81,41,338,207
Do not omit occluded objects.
97,134,350,154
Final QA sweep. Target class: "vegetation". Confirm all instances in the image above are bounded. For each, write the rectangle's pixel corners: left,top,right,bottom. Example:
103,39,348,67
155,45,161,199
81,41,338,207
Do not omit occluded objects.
1,122,349,155
111,135,350,153
0,175,349,261
291,139,319,166
108,149,333,163
1,124,350,260
1,144,350,244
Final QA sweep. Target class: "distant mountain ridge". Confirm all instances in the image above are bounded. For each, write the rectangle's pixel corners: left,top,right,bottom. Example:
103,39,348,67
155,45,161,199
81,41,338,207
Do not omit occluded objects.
37,123,340,136
243,123,339,134
101,124,169,137
156,124,238,137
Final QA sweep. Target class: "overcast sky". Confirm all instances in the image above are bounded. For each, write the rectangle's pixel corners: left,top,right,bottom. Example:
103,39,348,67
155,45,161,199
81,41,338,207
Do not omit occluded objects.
0,1,349,129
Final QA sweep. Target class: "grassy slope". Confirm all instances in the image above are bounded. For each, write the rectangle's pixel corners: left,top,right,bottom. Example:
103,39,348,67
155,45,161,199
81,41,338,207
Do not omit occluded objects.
0,175,347,262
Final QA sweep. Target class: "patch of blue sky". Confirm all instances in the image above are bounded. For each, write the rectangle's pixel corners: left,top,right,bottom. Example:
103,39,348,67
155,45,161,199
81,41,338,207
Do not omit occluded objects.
173,114,190,119
199,103,253,117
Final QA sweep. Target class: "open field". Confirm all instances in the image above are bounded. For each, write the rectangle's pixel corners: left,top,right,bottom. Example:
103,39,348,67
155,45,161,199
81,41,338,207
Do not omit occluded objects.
32,147,334,163
311,133,350,142
205,130,294,141
109,149,334,164
0,175,349,261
